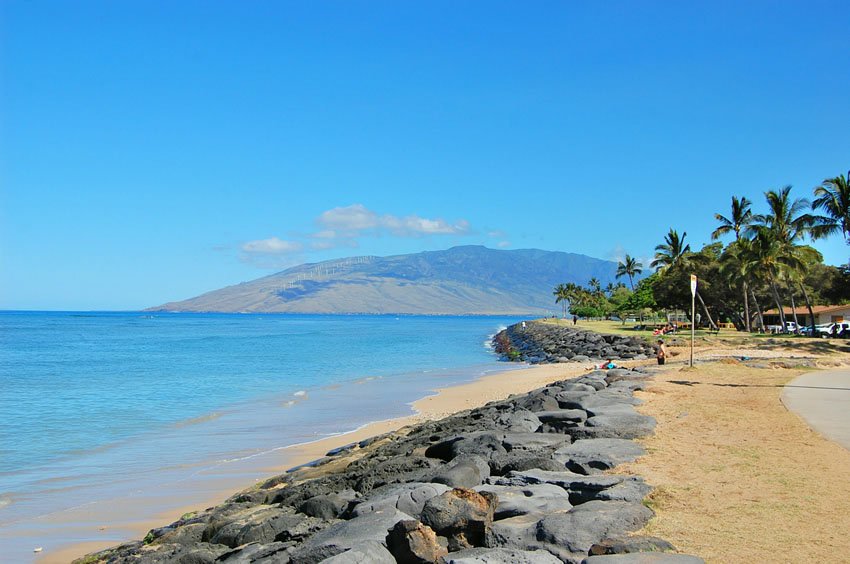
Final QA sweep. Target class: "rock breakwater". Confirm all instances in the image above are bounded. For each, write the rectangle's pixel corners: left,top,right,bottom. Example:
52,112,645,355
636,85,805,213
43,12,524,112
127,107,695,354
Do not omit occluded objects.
494,322,654,364
77,367,702,564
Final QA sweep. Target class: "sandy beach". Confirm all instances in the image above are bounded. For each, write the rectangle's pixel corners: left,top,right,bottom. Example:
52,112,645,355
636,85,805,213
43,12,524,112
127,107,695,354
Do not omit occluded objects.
42,332,850,564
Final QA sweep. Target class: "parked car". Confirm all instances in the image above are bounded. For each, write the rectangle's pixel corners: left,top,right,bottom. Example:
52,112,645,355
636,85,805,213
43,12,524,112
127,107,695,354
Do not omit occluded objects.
810,323,833,337
766,321,799,334
817,322,850,338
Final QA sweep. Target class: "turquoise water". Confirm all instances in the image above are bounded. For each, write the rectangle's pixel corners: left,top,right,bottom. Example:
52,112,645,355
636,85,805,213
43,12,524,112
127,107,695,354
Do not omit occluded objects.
0,311,524,559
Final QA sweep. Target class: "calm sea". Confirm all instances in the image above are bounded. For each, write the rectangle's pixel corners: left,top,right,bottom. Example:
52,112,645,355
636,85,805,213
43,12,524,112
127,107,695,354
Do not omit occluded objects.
0,311,525,560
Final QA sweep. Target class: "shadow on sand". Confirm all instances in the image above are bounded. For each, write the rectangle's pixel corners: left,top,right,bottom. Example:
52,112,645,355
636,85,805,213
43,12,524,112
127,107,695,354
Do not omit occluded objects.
668,379,850,391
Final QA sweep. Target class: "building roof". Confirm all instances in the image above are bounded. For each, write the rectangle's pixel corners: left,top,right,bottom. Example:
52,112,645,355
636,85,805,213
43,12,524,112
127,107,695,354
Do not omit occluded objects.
763,304,850,315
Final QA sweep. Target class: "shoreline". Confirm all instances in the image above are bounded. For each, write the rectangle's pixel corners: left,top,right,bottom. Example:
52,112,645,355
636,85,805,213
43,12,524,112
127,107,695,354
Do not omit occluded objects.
42,328,848,563
41,360,594,564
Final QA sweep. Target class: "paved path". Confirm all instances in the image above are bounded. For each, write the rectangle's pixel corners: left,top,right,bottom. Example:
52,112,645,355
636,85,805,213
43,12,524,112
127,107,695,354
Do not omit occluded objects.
782,368,850,451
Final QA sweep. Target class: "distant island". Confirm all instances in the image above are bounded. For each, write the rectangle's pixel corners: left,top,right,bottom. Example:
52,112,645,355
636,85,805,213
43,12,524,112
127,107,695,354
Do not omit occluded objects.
147,245,620,315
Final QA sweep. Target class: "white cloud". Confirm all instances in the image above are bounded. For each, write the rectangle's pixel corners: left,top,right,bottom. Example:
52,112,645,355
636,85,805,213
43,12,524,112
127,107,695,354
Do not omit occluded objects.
383,215,469,236
318,204,379,232
497,240,511,248
317,204,470,238
241,237,303,255
238,205,479,268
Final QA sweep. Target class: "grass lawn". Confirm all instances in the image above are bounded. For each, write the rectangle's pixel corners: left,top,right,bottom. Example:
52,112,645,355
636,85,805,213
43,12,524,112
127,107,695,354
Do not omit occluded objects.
537,317,825,346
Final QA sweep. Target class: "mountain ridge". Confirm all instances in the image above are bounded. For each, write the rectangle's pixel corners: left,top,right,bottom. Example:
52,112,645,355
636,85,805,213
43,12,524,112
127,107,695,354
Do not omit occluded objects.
147,245,620,315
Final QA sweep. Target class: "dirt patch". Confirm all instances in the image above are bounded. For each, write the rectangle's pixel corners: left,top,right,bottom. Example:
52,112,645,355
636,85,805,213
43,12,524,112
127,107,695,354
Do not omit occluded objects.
620,363,850,563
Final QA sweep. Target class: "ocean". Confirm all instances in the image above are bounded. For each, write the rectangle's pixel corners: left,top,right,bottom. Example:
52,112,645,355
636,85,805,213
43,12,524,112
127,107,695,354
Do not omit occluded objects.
0,311,525,561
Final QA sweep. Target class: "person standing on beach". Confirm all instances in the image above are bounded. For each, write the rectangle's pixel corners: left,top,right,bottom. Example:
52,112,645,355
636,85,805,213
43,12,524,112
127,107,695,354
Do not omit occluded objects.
573,315,578,325
656,339,667,365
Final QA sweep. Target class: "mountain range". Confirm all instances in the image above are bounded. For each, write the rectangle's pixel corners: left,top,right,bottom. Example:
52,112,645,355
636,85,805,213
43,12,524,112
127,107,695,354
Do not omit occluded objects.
147,245,620,315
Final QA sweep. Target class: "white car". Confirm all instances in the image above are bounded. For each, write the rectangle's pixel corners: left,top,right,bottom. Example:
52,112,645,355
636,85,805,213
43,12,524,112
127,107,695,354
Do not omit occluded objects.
818,322,850,338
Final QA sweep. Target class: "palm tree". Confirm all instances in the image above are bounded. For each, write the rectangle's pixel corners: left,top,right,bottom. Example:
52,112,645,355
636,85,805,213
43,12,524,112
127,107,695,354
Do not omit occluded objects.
712,196,753,241
616,254,643,290
651,229,691,271
752,186,816,247
553,283,570,318
712,196,754,331
784,245,822,333
652,229,718,329
752,186,818,332
748,228,788,329
812,170,850,246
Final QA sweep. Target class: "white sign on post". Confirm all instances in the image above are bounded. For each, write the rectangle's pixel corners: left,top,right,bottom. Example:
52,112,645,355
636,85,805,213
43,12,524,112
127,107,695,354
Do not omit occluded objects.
689,274,697,367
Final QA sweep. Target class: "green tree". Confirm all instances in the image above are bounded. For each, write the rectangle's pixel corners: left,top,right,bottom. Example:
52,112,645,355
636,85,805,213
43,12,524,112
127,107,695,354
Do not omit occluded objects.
712,196,753,241
651,229,690,271
617,274,656,322
616,254,643,290
712,196,754,331
812,170,850,249
652,229,717,328
751,186,818,332
553,283,570,318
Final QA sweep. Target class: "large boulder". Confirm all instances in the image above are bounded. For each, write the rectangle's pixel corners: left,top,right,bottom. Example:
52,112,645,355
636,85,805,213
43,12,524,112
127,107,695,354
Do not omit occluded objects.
495,409,542,433
320,540,396,563
536,501,653,561
475,483,572,519
420,488,497,551
430,455,491,489
484,513,541,550
288,508,412,564
353,455,443,492
578,413,656,440
489,452,566,475
385,520,449,563
352,482,451,518
501,433,571,453
206,506,324,548
217,541,294,563
110,543,230,564
553,439,646,475
298,490,358,519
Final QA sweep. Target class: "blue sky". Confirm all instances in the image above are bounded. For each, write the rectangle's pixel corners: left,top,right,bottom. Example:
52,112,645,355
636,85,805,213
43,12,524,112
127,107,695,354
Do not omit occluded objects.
2,1,849,310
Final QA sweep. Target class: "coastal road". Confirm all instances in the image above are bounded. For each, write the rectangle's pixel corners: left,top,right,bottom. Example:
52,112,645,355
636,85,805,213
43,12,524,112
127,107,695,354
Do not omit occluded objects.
782,368,850,451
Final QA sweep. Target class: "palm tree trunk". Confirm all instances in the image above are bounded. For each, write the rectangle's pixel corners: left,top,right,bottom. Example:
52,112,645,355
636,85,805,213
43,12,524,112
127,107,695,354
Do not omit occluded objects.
695,291,717,330
799,282,816,336
769,279,786,330
788,289,800,333
743,281,751,333
750,288,765,332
